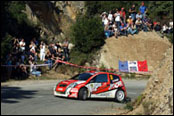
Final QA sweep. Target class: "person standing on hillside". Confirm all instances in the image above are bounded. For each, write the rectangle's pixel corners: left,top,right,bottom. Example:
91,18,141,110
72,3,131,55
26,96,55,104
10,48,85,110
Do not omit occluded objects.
63,38,69,61
129,4,137,23
120,7,126,23
114,9,121,28
19,38,26,52
139,2,147,19
108,10,113,22
40,41,46,61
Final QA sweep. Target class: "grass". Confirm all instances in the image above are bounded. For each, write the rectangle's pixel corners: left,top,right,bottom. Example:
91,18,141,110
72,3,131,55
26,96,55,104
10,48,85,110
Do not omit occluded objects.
134,94,145,106
124,102,133,111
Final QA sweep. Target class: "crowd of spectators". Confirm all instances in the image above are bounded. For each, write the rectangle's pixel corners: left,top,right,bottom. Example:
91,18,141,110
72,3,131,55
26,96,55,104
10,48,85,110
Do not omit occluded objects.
101,2,173,39
5,37,69,78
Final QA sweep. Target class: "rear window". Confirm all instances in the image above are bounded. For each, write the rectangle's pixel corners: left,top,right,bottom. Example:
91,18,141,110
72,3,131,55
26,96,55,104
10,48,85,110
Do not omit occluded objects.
71,73,93,81
109,74,120,83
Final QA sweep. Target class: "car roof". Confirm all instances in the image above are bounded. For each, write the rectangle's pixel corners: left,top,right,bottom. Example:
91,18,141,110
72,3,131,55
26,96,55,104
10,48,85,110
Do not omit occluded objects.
84,71,118,75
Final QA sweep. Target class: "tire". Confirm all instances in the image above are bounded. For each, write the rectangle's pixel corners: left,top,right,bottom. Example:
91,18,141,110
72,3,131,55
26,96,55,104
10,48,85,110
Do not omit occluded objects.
115,89,125,103
78,88,88,100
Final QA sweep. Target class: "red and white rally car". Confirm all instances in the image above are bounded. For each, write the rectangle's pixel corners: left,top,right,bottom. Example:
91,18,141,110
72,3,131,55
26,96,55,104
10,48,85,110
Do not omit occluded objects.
53,71,127,102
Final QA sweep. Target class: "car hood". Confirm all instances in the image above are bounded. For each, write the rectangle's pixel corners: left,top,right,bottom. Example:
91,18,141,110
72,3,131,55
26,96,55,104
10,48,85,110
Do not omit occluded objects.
58,80,86,86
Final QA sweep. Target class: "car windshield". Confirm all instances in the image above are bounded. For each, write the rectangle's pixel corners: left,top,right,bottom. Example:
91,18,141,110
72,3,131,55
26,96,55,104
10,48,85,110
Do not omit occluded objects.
71,73,93,81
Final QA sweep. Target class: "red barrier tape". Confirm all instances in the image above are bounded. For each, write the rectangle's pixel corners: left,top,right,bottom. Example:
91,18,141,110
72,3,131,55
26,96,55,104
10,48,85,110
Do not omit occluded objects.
56,60,153,74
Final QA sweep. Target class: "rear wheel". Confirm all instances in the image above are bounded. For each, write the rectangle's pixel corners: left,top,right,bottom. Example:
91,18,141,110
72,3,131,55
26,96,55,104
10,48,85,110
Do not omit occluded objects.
115,89,125,103
78,88,88,100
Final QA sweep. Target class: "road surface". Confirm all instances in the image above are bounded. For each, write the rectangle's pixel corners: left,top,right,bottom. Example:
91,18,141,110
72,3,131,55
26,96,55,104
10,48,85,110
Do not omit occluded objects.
1,79,147,115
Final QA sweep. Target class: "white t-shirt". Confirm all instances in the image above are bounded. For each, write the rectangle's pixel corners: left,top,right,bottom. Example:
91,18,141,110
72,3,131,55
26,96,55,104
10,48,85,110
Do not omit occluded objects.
115,13,121,22
19,41,25,51
163,25,168,31
40,45,45,54
169,21,173,28
108,14,113,21
104,18,109,25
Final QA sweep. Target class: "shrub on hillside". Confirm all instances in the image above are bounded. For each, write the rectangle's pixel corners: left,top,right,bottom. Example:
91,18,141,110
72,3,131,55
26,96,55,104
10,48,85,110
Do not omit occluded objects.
70,14,105,65
71,15,105,53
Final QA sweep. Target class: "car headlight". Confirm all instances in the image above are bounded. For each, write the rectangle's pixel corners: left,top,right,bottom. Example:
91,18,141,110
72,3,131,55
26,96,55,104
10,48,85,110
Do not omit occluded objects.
67,83,78,89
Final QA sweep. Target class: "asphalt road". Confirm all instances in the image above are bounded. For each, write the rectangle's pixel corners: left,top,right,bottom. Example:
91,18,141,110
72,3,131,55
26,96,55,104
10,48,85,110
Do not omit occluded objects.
1,79,147,115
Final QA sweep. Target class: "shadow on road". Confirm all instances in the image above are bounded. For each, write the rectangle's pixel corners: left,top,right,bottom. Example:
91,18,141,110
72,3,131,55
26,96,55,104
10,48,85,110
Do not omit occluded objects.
1,86,37,104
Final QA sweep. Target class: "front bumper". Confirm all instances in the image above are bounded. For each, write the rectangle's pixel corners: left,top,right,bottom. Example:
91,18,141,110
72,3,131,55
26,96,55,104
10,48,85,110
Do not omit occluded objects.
53,87,78,98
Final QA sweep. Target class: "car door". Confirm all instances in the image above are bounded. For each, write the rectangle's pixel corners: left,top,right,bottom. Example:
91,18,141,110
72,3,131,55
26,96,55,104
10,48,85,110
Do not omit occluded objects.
88,73,110,94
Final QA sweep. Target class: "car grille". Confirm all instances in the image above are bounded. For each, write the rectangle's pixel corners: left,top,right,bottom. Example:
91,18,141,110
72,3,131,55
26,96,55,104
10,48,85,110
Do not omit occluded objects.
56,91,65,94
59,84,67,87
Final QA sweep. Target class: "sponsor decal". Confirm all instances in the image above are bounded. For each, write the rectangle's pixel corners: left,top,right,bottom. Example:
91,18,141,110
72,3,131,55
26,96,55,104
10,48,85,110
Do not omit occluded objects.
58,88,63,91
70,88,78,93
110,75,113,80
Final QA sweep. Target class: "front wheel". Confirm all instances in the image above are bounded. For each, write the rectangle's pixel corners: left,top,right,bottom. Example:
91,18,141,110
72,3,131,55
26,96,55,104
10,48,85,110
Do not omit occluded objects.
78,88,88,100
115,89,125,103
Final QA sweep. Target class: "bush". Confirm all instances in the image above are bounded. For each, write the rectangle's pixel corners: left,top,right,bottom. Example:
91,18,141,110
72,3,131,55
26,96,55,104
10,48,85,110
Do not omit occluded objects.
1,33,13,61
70,14,105,65
124,102,133,111
71,15,105,53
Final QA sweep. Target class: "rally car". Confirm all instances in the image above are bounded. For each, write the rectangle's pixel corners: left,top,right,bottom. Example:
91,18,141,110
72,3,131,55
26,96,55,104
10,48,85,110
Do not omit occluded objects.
53,71,127,102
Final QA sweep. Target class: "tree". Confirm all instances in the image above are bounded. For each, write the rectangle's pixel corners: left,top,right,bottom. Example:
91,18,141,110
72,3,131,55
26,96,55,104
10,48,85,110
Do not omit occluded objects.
71,15,105,53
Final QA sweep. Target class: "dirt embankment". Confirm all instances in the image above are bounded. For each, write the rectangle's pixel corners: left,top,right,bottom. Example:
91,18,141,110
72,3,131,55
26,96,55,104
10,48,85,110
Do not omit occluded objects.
96,31,172,72
94,31,173,115
127,45,173,115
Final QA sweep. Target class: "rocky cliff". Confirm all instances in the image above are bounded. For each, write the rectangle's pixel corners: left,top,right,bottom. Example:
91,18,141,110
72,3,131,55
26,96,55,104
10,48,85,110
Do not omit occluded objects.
25,1,85,43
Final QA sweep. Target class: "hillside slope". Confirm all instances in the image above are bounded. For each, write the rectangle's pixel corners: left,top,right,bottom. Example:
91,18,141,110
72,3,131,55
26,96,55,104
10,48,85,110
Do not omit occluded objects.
96,31,172,71
127,45,173,115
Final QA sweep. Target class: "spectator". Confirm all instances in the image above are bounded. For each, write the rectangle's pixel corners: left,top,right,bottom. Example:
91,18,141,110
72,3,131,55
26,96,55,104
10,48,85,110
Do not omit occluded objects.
169,19,173,33
28,55,34,73
34,52,38,62
142,16,149,32
31,62,41,77
114,9,121,27
40,41,46,61
154,22,163,38
44,51,52,70
162,24,169,34
135,17,143,31
19,64,28,79
54,48,65,71
127,23,137,35
139,2,147,19
13,37,19,46
29,40,36,53
120,7,126,23
63,39,69,61
127,16,133,25
19,38,26,52
146,17,153,31
112,22,120,38
56,41,61,51
154,22,162,32
119,22,128,36
21,52,25,63
129,4,137,22
104,15,109,26
108,10,113,22
136,11,143,20
32,37,39,46
104,25,114,38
